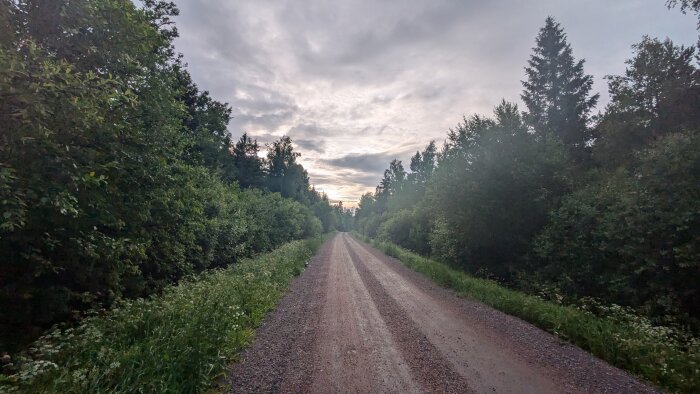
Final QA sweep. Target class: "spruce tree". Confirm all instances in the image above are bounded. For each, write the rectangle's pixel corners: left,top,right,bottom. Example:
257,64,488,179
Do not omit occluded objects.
228,133,265,188
522,17,599,159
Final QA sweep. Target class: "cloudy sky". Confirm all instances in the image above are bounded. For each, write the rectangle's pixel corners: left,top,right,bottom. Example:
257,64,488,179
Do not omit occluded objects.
171,0,697,205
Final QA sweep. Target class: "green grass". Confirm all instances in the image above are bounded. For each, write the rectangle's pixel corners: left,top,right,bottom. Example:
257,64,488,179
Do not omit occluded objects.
354,233,700,393
0,236,327,393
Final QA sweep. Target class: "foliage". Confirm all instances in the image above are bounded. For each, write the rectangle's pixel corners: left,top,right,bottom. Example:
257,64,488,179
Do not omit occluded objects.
377,208,431,255
536,131,700,326
265,136,311,203
1,0,195,346
595,37,700,167
236,189,323,255
0,0,338,351
354,16,700,383
427,101,570,276
668,0,700,13
361,235,700,393
0,237,325,393
226,133,265,188
521,16,599,162
667,0,700,33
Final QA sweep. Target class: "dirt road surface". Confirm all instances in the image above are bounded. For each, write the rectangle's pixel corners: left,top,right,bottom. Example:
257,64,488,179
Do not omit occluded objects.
228,233,656,393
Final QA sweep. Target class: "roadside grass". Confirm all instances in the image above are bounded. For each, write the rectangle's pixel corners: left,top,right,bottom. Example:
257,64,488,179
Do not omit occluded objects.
0,236,326,393
353,233,700,393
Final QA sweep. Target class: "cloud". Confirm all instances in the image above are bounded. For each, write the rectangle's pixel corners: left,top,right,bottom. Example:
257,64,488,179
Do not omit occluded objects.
172,0,698,204
321,152,401,174
294,138,326,153
309,171,378,187
288,122,334,137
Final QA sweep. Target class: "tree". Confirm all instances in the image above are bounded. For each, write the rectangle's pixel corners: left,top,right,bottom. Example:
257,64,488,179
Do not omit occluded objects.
227,133,265,188
0,0,330,349
537,131,700,324
0,0,197,344
595,37,700,166
408,141,436,195
376,159,406,198
310,190,336,232
668,0,700,12
667,0,700,34
428,101,568,276
354,193,384,238
176,68,232,170
266,136,310,203
522,17,599,161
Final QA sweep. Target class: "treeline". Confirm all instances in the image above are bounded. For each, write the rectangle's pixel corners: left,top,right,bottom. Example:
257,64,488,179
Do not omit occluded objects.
0,0,350,349
356,13,700,330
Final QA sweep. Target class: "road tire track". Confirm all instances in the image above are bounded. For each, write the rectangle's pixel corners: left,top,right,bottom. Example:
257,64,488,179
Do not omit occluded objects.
343,235,473,393
309,235,419,393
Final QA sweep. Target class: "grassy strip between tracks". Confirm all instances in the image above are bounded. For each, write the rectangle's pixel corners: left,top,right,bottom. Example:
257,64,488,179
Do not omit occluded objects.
0,236,328,394
352,233,699,393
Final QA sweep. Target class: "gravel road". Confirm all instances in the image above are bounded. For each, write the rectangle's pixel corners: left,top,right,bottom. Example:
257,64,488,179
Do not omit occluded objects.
227,233,656,393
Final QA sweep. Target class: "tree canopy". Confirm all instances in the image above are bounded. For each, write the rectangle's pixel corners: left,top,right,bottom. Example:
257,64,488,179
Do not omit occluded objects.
356,16,700,331
522,17,599,162
0,0,350,350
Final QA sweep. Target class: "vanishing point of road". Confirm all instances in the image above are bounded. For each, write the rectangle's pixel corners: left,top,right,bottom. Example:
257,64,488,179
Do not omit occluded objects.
228,233,655,393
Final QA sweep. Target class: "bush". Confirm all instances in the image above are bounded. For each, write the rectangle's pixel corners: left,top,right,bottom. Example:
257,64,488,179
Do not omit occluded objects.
237,190,321,255
429,216,462,264
536,131,700,327
378,208,432,254
378,210,413,246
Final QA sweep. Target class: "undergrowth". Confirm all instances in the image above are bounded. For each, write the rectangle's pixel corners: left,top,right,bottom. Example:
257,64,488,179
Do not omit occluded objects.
354,233,700,393
0,236,326,393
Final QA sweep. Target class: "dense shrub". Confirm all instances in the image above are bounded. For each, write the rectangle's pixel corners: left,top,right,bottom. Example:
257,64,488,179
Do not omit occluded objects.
536,131,700,326
378,210,414,247
378,208,432,255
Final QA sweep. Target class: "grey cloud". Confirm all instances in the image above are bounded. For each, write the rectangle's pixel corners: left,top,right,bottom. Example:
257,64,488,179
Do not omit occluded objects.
343,172,386,188
286,123,337,153
277,1,492,84
411,84,446,101
294,138,326,153
231,110,295,133
226,85,300,133
321,152,403,174
308,171,382,190
288,122,334,137
371,95,395,104
234,95,298,116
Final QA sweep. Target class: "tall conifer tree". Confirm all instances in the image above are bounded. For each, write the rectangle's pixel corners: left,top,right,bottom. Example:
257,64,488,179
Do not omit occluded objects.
522,17,599,159
228,133,265,188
